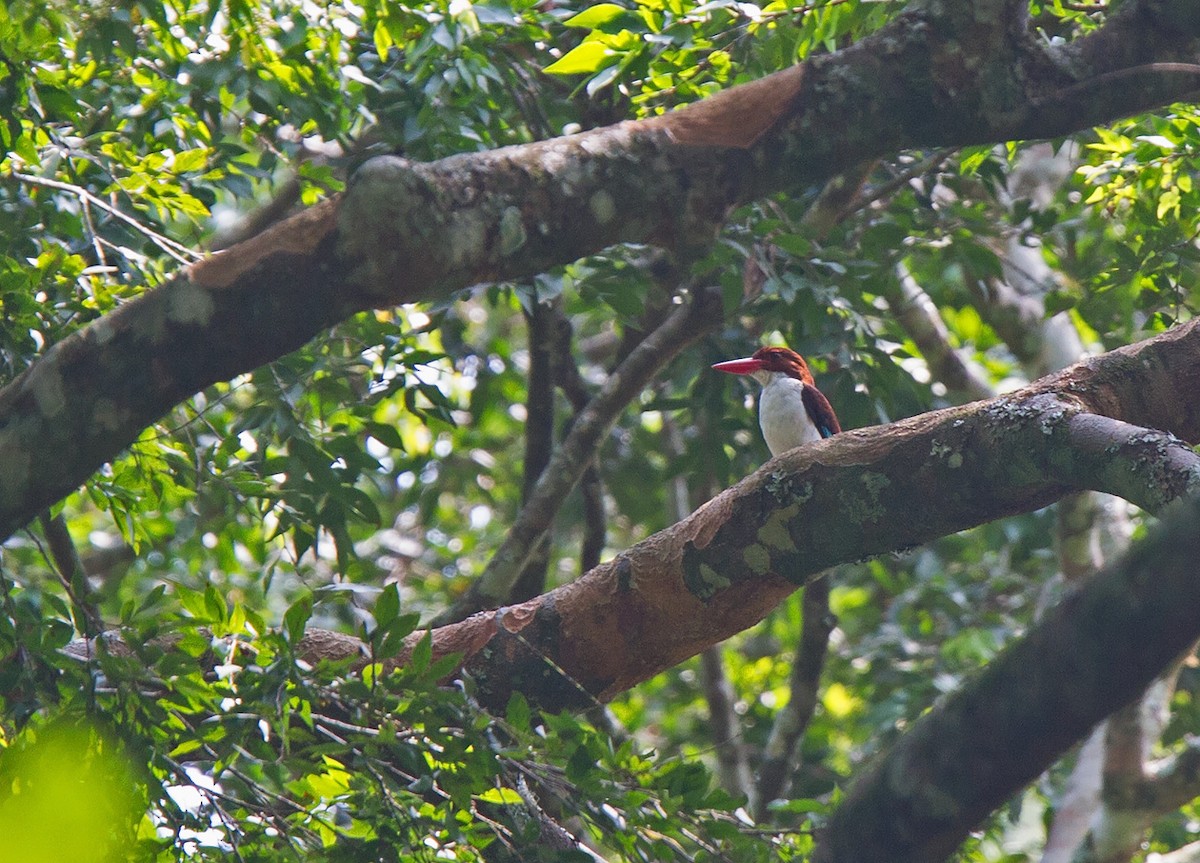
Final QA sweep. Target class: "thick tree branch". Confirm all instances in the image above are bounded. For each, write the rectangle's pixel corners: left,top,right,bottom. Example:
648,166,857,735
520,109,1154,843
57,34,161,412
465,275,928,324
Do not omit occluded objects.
71,319,1200,713
3,1,1199,540
418,320,1200,710
810,492,1200,863
1045,413,1200,514
0,198,347,541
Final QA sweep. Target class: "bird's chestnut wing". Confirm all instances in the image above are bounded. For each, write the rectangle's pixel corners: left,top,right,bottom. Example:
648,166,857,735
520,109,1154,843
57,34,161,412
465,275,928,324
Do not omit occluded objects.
802,385,842,438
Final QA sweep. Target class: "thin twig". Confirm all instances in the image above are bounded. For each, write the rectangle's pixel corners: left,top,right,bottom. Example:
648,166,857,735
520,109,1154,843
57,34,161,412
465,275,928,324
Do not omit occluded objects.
9,169,201,263
848,148,960,215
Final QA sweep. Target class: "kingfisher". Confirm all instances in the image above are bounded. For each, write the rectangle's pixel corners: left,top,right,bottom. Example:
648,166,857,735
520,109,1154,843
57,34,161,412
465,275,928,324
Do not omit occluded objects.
712,346,842,456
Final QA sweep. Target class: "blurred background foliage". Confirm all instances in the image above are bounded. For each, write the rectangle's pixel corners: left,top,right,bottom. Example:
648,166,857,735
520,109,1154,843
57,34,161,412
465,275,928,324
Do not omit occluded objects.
1,0,1199,859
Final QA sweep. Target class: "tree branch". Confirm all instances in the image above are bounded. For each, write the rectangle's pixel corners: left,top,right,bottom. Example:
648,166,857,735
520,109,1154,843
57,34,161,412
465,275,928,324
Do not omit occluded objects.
435,287,725,623
1045,413,1200,514
755,574,834,818
1070,668,1192,863
69,319,1200,717
36,512,102,637
507,297,558,604
698,647,757,807
811,492,1200,863
542,303,609,573
1040,727,1105,863
1158,840,1200,863
889,263,995,403
3,2,1199,540
1147,737,1200,812
549,304,606,574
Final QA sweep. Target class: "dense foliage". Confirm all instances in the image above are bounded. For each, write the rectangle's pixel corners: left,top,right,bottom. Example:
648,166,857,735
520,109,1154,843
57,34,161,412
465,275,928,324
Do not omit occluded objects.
2,0,1199,860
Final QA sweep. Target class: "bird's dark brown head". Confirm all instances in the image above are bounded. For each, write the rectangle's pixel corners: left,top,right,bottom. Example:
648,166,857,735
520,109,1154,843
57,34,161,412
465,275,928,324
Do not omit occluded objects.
751,346,814,384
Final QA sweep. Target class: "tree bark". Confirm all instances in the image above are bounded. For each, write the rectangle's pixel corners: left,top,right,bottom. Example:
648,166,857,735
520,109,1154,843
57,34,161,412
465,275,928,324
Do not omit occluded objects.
811,492,1200,863
3,0,1199,541
66,319,1200,863
69,318,1200,714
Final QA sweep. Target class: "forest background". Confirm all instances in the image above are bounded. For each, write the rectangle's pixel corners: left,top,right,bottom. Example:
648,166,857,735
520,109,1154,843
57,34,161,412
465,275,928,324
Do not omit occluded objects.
3,1,1200,861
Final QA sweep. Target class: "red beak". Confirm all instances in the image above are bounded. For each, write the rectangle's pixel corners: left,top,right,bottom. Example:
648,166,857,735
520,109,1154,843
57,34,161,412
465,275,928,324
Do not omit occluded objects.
712,357,763,375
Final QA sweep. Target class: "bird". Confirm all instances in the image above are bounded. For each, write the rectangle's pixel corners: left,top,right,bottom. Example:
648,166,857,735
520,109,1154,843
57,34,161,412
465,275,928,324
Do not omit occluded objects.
712,346,841,457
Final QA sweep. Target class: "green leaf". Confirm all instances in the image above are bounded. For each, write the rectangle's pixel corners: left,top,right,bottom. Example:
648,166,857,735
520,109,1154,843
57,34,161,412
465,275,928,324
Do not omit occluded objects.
204,584,227,623
506,692,531,730
769,797,830,815
563,4,627,29
1044,290,1077,316
168,738,204,758
409,629,432,673
376,612,420,659
374,583,400,629
477,786,523,805
284,594,313,643
365,421,405,450
425,650,463,680
544,41,614,75
170,148,209,173
372,20,392,59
